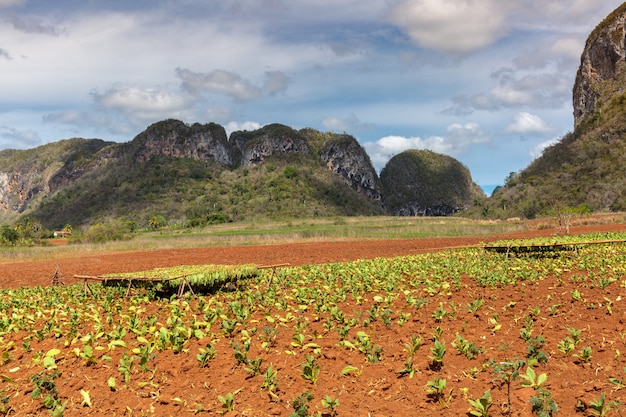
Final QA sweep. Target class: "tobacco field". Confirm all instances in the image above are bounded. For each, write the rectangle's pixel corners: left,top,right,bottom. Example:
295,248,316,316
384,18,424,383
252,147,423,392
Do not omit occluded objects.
1,232,626,416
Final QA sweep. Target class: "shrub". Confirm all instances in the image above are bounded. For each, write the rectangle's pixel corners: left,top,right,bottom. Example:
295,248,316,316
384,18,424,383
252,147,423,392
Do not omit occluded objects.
83,220,134,243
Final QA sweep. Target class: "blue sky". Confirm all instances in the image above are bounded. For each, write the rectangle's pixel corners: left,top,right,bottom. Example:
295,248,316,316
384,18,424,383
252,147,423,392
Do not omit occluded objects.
0,0,623,191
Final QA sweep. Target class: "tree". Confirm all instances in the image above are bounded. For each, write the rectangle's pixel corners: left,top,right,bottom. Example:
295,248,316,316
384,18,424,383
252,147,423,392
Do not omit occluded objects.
1,225,19,245
148,215,167,230
547,203,591,234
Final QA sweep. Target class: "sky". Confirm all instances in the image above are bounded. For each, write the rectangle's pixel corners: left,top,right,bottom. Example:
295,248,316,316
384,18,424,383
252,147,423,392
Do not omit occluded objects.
1,0,624,192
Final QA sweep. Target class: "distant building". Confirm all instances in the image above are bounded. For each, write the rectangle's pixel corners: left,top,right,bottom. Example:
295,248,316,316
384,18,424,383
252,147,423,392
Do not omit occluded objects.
53,231,72,238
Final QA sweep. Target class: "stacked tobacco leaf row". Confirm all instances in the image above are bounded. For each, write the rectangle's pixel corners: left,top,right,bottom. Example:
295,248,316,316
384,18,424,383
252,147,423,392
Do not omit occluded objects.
101,264,259,294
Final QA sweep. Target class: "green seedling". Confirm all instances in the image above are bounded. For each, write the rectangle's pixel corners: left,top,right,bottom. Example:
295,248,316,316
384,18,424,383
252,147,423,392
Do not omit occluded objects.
397,312,411,326
245,356,263,376
609,375,626,391
301,354,320,384
526,336,548,365
432,326,443,341
118,353,136,385
574,346,592,364
321,395,339,416
488,314,501,334
432,303,447,322
426,377,451,407
468,390,492,417
548,304,561,316
467,298,484,314
567,327,583,345
291,391,314,417
406,335,422,356
491,359,524,414
557,337,575,355
588,392,622,417
428,340,446,370
520,367,547,389
397,356,416,378
218,390,239,413
196,344,217,368
452,333,482,360
261,365,279,401
74,344,98,366
530,387,558,416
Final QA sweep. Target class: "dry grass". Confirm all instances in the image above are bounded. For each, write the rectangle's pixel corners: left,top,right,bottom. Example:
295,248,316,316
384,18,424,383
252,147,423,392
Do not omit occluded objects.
0,215,530,264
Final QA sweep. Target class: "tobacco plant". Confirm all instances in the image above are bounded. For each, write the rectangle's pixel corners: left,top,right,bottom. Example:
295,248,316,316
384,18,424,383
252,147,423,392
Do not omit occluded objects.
429,340,446,370
301,354,320,384
321,395,339,416
468,390,492,417
196,344,216,368
426,377,451,407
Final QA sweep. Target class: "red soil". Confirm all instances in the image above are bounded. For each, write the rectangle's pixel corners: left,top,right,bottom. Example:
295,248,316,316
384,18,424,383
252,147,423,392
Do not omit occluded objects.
1,220,625,417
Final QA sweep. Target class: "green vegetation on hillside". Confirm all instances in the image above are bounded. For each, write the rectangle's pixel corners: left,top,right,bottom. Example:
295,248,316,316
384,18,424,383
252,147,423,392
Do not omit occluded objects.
380,149,484,216
480,89,626,219
27,152,382,230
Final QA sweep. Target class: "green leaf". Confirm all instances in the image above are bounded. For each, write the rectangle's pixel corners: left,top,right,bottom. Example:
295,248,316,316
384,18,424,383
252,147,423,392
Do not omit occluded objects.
340,365,359,376
107,377,117,391
46,348,61,357
43,356,56,369
537,372,547,386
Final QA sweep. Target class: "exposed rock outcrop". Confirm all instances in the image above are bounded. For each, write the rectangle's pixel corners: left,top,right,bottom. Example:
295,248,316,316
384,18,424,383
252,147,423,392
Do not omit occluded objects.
319,136,382,203
134,119,232,165
230,124,310,167
0,139,112,213
573,3,626,127
0,121,387,224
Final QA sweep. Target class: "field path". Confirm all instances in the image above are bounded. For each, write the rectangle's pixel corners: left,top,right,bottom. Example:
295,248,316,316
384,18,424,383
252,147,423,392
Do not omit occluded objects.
1,222,623,288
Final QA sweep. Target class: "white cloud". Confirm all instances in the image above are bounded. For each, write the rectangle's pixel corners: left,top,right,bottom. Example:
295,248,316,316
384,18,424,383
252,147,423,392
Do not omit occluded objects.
551,36,584,61
530,137,559,159
446,71,570,114
263,70,290,96
0,0,24,8
177,68,290,101
4,14,64,36
512,0,617,26
506,112,553,135
224,121,263,137
364,122,488,170
388,0,509,55
0,125,39,147
177,68,262,102
204,107,234,123
44,85,195,137
322,113,374,133
92,85,192,119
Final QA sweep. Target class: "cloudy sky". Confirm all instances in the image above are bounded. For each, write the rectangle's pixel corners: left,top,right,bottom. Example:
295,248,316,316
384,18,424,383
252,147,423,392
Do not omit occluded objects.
1,0,624,192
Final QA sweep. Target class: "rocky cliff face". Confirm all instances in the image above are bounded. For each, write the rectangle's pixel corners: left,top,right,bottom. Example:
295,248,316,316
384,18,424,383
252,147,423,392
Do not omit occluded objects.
319,136,382,203
573,3,626,127
230,124,310,167
0,121,387,222
484,3,626,218
0,139,112,215
134,119,232,165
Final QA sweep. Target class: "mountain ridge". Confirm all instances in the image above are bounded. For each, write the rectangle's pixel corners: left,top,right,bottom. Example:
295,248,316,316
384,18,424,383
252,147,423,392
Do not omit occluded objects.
0,120,482,229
